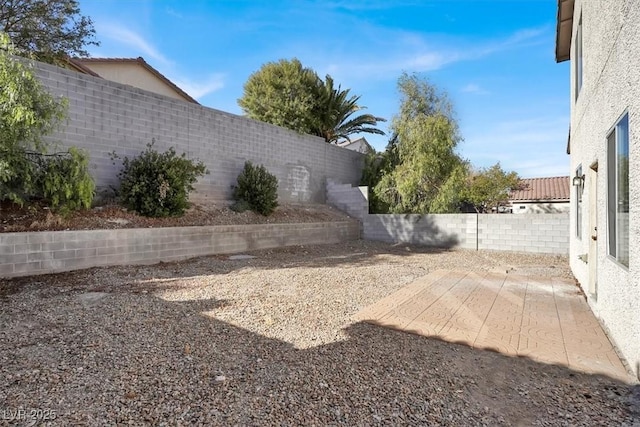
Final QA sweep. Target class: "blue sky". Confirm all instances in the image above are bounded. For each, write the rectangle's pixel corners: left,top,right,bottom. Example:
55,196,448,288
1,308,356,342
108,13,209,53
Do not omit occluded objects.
79,0,570,178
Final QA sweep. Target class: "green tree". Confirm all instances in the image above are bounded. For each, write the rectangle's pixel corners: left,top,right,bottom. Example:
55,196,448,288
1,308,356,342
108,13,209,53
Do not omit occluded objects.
462,163,522,213
313,75,385,143
0,0,98,64
238,58,385,143
0,32,67,203
373,73,468,213
238,58,320,134
360,137,402,213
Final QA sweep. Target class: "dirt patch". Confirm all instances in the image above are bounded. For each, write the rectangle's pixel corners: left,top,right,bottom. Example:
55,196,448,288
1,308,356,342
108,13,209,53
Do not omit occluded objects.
0,200,353,233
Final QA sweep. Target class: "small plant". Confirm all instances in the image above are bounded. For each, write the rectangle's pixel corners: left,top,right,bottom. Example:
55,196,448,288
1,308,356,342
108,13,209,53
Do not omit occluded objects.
232,161,278,216
229,199,251,213
38,147,95,213
116,142,207,217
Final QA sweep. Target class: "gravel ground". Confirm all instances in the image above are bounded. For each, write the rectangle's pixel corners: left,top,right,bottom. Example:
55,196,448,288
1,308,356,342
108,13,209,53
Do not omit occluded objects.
1,240,638,426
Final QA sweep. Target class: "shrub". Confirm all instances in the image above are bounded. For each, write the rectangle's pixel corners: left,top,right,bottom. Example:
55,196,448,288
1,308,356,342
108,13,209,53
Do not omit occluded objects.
38,147,95,213
0,32,68,205
0,148,38,205
232,161,278,216
229,199,251,213
117,143,207,217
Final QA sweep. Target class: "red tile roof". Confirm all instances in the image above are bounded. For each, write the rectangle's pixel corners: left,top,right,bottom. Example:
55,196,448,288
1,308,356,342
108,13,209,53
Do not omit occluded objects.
510,176,570,201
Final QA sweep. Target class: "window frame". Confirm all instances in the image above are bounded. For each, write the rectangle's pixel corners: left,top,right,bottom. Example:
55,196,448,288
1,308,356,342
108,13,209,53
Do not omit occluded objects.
606,112,629,268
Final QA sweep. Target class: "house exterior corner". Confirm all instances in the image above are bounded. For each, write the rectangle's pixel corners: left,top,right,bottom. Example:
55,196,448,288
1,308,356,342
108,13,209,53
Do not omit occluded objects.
557,0,639,379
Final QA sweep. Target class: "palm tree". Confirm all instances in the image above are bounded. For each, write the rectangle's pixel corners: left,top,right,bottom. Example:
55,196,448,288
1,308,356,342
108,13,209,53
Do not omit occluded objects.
313,76,386,144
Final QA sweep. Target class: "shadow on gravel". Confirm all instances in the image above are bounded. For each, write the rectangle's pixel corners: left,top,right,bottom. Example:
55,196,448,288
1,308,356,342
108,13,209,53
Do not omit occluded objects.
0,287,637,426
0,241,463,293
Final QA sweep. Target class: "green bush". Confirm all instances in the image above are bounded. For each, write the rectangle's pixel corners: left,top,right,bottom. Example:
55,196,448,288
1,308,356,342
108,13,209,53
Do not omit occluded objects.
38,147,95,213
229,199,251,213
117,143,207,217
0,148,38,205
232,161,278,216
0,32,68,206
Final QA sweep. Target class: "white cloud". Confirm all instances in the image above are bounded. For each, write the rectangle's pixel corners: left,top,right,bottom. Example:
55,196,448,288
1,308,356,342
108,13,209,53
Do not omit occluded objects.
461,83,489,95
322,25,549,82
98,23,170,66
407,51,458,71
508,159,570,178
165,7,183,19
462,116,570,177
319,0,423,11
172,74,225,99
91,23,224,100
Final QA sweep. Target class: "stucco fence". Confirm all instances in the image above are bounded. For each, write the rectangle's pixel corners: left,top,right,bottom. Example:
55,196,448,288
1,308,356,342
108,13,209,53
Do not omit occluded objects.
0,221,359,278
326,181,570,255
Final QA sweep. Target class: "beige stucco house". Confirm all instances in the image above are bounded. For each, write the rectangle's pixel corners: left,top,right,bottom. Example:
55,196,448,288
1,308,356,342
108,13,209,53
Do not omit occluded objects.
509,176,570,214
556,0,638,379
338,137,374,154
67,57,198,104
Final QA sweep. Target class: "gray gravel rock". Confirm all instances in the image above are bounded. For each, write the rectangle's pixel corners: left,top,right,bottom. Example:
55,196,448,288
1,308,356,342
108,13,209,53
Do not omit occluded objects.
0,241,637,426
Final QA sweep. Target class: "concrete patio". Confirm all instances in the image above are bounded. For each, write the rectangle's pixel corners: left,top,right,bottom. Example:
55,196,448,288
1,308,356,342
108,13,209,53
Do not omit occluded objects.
356,270,632,382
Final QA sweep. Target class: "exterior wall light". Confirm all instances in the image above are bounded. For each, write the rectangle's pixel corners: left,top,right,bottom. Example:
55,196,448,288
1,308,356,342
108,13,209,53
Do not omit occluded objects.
572,174,585,186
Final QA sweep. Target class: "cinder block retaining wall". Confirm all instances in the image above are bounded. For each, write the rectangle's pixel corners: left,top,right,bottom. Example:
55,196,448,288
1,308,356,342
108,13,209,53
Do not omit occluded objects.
327,182,569,255
0,221,360,278
364,214,479,250
363,213,569,254
32,61,365,204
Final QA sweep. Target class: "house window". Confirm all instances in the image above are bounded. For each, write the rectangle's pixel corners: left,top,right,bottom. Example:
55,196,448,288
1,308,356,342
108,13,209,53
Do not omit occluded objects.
607,113,629,267
576,165,583,239
575,16,583,100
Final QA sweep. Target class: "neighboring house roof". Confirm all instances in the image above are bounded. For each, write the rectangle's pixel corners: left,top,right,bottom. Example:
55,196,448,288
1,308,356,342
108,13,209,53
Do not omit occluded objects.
510,176,570,202
66,57,199,104
338,137,374,153
65,58,101,77
555,0,575,62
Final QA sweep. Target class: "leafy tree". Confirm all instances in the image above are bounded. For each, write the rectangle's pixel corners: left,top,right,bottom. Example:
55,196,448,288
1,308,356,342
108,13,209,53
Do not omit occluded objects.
238,58,320,134
461,163,522,213
238,58,385,143
313,75,385,143
0,32,67,204
0,0,98,64
360,137,402,213
373,73,468,213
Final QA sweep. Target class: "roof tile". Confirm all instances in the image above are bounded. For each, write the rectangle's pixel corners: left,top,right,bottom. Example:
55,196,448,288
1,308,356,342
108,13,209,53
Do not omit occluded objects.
510,176,570,201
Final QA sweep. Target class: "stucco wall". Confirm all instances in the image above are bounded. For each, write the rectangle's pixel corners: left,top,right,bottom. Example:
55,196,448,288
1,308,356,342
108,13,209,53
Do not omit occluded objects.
568,0,639,377
32,61,365,204
511,202,570,214
81,62,192,102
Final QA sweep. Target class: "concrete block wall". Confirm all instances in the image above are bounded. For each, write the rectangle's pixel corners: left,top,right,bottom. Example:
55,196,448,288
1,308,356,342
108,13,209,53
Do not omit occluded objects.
32,61,365,204
363,214,477,250
478,214,569,254
326,184,569,254
326,180,369,220
0,221,360,278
